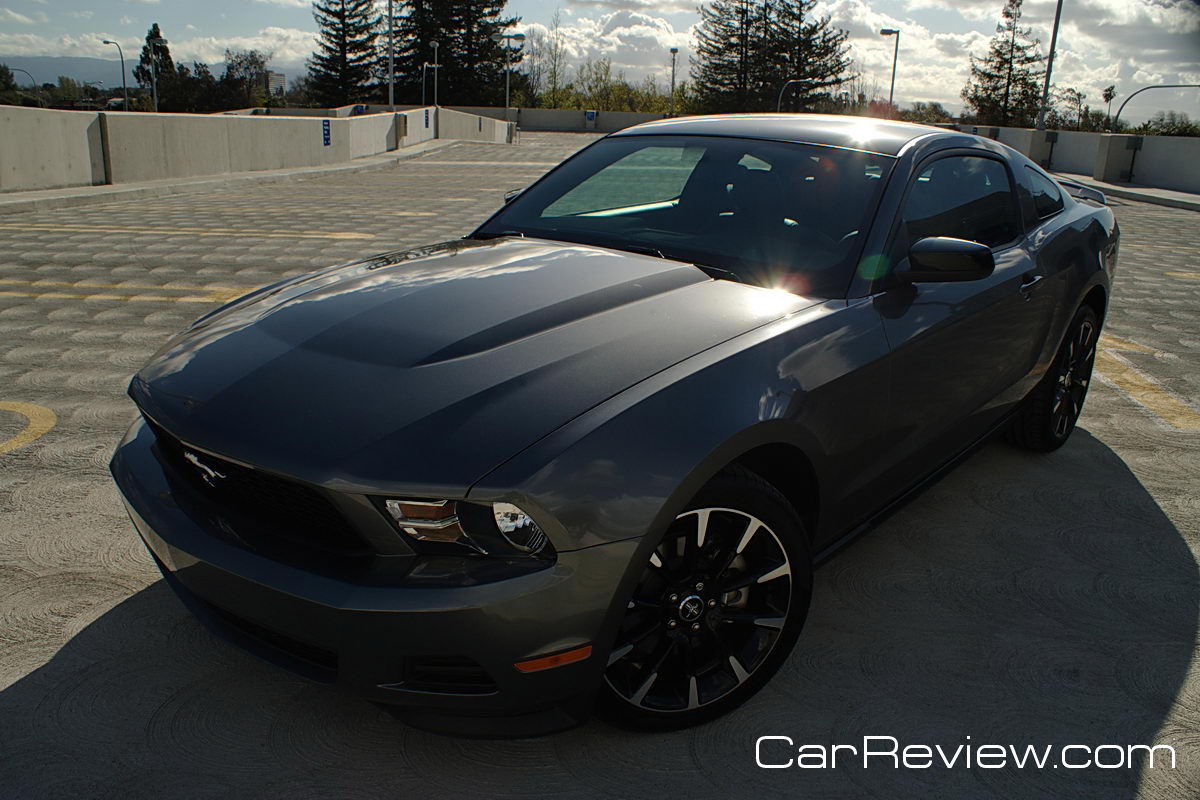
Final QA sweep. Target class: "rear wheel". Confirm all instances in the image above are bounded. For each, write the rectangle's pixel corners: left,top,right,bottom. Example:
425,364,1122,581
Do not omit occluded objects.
596,468,813,730
1009,305,1099,452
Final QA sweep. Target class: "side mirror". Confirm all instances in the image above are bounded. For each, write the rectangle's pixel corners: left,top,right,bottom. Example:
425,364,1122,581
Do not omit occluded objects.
503,187,524,204
898,237,995,283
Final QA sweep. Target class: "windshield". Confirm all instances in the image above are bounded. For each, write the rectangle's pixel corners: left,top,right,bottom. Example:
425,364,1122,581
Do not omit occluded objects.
474,134,894,297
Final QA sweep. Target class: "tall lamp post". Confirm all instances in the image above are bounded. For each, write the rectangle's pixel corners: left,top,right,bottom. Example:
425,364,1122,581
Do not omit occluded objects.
1112,84,1200,131
101,39,129,110
669,46,678,116
9,67,44,107
431,41,440,106
1035,0,1064,130
148,36,168,112
880,28,900,106
777,79,806,112
491,31,526,116
386,0,395,111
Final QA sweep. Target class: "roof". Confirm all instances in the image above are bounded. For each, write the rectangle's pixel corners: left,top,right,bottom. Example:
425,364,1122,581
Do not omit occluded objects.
613,113,952,156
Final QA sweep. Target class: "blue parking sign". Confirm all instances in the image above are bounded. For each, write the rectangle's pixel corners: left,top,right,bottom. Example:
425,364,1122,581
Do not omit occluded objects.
322,119,331,146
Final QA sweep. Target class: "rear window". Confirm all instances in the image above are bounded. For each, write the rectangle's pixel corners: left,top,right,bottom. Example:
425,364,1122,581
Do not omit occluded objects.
1025,166,1065,219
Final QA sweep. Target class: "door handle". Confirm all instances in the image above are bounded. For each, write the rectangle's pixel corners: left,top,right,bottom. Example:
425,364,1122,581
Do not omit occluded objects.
1019,273,1044,299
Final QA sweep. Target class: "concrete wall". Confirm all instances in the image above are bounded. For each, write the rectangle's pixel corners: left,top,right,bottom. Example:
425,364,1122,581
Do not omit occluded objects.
1047,131,1099,175
437,107,513,143
1134,135,1200,193
1,106,515,192
0,106,106,191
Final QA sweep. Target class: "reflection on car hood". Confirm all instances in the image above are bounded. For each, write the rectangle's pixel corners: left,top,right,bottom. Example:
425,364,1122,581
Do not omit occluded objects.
131,237,817,493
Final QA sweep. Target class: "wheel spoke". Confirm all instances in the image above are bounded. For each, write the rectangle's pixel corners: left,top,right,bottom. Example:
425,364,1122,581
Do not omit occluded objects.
721,560,790,592
687,675,700,710
720,610,785,629
630,671,658,705
728,655,750,684
607,643,634,666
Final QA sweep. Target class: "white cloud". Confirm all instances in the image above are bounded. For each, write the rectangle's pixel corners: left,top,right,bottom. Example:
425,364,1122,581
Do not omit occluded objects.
520,9,691,85
66,10,95,19
167,26,318,66
1,7,35,24
253,0,311,6
129,0,161,5
567,0,695,13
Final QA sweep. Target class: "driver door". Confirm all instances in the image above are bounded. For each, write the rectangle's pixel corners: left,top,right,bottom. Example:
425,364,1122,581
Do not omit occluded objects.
874,152,1045,485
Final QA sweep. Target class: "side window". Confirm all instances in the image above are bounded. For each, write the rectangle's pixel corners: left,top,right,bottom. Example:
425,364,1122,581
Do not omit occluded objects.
1025,166,1064,219
901,156,1020,248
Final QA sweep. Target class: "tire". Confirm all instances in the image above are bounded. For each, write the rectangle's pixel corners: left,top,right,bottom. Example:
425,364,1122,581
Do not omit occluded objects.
595,466,814,731
1008,305,1100,452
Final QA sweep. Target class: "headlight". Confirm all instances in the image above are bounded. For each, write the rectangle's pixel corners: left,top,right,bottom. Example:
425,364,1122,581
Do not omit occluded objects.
492,503,549,553
379,498,551,558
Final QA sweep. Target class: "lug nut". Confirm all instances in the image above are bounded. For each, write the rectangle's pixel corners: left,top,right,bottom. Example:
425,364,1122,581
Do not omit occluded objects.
691,622,701,631
708,599,717,607
668,619,677,628
669,594,679,602
695,583,704,591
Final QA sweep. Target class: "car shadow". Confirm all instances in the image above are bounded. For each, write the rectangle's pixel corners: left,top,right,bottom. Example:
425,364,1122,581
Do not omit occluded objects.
0,429,1195,799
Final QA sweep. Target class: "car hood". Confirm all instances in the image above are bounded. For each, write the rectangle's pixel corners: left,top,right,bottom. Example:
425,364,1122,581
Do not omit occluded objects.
131,237,816,494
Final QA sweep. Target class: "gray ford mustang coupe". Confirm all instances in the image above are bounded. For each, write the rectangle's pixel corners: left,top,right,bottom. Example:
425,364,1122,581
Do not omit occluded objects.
111,114,1118,735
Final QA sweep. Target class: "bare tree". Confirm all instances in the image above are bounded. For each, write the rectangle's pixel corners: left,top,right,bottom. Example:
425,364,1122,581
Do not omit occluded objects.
545,9,568,108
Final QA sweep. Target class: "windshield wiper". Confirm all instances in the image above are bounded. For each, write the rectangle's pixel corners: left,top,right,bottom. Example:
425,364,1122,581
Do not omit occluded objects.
471,230,526,240
611,243,742,283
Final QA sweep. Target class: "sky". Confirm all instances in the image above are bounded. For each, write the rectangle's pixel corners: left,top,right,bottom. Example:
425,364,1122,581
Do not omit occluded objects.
1,0,1197,122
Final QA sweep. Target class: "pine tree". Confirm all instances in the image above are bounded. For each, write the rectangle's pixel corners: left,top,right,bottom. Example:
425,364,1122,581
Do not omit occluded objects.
308,0,379,108
769,0,852,110
961,0,1045,127
692,0,770,113
692,0,851,114
390,0,519,106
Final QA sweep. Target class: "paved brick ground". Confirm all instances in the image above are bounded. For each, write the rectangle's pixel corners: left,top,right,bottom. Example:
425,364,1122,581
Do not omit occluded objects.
0,133,1197,799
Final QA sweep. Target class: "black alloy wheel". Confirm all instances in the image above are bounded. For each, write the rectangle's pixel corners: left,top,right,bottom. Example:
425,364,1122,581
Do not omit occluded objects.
597,468,812,730
1009,305,1100,452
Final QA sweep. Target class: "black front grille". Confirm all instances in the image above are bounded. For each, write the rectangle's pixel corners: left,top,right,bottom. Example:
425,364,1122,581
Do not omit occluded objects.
199,597,338,675
146,416,371,559
405,656,498,694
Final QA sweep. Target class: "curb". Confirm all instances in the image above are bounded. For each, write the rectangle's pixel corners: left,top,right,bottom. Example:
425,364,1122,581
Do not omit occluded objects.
0,139,458,217
1052,173,1200,213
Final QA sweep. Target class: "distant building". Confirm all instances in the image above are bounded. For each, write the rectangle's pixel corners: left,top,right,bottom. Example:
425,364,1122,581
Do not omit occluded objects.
264,71,286,97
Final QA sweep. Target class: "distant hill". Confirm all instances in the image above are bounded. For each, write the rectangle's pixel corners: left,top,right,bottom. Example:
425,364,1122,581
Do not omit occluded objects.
0,55,301,90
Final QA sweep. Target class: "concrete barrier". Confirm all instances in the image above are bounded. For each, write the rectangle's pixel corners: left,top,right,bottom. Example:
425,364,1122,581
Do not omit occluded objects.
1134,135,1200,193
1,106,106,191
1,106,515,192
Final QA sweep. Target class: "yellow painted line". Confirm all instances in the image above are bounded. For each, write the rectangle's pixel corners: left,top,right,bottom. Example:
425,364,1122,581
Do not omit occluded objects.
0,402,57,455
1099,333,1158,355
1095,335,1200,431
0,223,374,240
0,290,242,304
1165,271,1200,281
0,278,247,299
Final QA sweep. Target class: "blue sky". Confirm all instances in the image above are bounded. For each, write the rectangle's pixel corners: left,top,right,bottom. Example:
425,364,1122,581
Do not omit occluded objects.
1,0,1197,120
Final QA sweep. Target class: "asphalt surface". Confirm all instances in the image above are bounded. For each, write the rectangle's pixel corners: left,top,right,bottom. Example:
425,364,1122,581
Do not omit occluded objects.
1,132,1198,799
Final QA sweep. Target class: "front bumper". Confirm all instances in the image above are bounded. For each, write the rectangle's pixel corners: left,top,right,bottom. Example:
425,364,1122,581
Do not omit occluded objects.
111,419,638,736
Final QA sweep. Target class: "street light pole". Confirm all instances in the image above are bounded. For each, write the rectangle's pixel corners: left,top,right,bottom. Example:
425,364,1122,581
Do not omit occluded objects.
1112,84,1200,131
880,28,900,106
9,67,44,107
387,0,395,111
102,40,129,111
149,36,168,113
777,79,805,112
1036,0,1064,130
669,47,678,116
431,41,440,106
491,31,526,116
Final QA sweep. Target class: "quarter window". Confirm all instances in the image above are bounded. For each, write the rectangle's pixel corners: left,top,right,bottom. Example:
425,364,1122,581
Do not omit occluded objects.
1025,166,1065,219
901,156,1019,248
